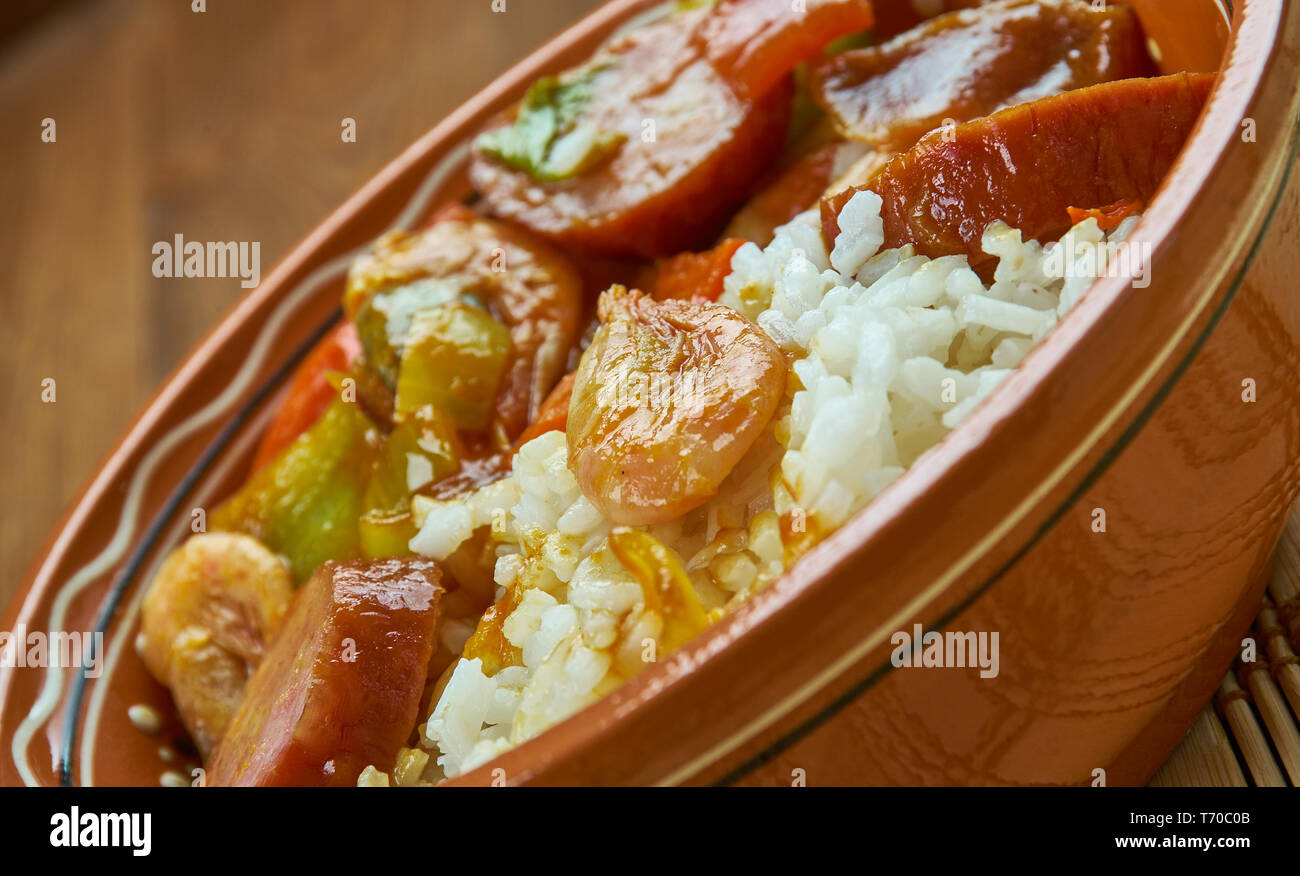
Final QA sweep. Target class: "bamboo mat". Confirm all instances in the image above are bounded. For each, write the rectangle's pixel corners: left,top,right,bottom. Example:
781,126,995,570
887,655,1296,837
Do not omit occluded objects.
1149,511,1300,787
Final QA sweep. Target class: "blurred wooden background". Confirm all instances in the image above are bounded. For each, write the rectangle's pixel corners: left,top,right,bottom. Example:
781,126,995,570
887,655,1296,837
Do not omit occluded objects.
0,0,602,605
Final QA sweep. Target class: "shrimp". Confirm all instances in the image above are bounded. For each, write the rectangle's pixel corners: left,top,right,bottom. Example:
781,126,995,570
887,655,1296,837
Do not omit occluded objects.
137,532,294,757
567,286,785,526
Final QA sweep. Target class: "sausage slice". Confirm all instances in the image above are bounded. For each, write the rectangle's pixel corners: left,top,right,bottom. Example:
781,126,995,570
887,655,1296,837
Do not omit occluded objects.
207,558,443,786
821,73,1216,262
469,0,874,258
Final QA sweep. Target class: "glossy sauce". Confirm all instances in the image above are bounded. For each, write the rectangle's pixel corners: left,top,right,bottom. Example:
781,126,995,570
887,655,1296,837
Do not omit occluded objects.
206,558,443,786
470,1,875,258
822,73,1215,262
811,0,1154,151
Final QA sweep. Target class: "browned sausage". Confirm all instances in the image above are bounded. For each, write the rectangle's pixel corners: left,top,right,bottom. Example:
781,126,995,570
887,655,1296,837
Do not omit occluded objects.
206,558,443,786
870,0,1000,41
810,0,1154,152
821,73,1216,263
469,0,875,258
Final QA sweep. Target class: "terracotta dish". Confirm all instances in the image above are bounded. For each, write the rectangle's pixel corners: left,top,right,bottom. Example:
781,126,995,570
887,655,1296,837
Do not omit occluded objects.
2,0,1298,786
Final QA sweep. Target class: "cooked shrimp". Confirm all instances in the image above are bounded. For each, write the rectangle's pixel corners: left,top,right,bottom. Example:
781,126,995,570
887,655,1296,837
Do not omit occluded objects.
138,532,294,757
567,286,785,526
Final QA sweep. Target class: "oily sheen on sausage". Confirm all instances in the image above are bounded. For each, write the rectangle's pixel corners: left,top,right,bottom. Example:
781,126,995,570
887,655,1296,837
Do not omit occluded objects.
207,558,443,786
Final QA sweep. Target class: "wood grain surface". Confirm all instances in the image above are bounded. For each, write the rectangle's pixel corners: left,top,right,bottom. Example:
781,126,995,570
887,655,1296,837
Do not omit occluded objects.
0,0,601,603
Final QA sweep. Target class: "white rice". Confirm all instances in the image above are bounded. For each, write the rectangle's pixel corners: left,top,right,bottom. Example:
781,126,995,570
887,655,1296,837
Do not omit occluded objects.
722,193,1137,533
385,192,1140,781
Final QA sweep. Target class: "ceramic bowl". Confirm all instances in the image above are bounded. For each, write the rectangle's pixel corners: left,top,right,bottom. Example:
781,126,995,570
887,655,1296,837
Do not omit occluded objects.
3,0,1297,787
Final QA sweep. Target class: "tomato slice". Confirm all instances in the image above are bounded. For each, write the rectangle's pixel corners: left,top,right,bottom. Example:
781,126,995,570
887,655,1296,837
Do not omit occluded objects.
1067,199,1144,231
725,143,842,246
251,321,362,472
514,371,576,449
651,238,747,303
